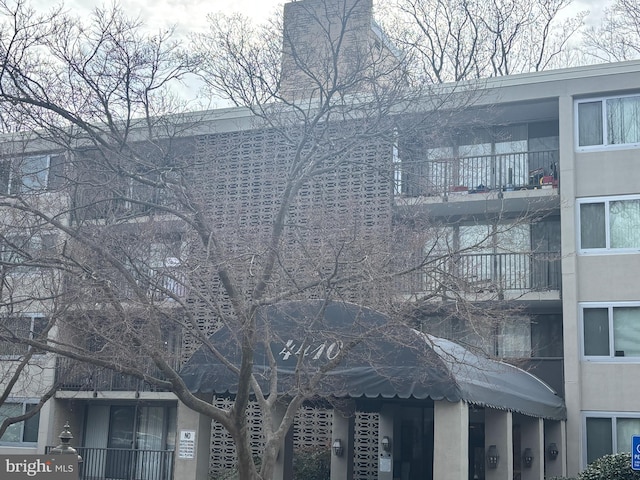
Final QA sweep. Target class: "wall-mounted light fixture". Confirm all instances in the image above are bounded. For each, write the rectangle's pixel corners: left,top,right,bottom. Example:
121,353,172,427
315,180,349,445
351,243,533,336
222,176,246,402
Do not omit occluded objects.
487,445,499,469
381,436,392,452
523,448,534,468
548,443,559,460
332,439,343,457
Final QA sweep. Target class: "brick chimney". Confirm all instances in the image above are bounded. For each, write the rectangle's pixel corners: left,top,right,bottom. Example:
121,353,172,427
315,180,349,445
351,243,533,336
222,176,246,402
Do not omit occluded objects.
280,0,375,101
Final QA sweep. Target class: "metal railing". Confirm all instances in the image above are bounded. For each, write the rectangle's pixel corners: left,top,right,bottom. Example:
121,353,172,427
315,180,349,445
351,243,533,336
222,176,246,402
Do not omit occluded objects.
406,251,561,295
46,446,174,480
398,149,558,197
55,357,173,392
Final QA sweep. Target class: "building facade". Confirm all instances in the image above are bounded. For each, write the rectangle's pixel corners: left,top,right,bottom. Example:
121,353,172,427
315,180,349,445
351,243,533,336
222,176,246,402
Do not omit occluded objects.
0,0,639,479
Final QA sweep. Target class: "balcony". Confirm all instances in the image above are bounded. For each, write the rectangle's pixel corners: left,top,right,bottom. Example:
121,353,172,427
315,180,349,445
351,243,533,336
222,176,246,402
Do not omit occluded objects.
403,251,561,298
397,149,559,198
55,357,173,392
46,446,174,480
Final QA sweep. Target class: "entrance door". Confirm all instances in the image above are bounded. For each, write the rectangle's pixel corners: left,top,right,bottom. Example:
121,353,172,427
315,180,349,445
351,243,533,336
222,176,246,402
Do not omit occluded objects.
106,406,136,479
397,407,434,480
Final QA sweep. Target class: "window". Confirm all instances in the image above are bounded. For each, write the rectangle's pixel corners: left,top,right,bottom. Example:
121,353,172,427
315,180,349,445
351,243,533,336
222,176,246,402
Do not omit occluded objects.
0,234,56,272
0,315,48,357
576,94,640,148
581,304,640,358
0,155,51,194
578,196,640,252
0,402,40,444
585,414,640,465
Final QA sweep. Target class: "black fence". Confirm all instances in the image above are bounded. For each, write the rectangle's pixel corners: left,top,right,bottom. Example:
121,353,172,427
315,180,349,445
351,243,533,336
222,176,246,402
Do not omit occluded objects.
407,251,561,295
46,446,174,480
399,149,559,197
55,357,173,392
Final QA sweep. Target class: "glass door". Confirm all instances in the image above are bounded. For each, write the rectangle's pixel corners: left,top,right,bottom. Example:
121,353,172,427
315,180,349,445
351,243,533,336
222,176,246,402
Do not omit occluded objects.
106,406,136,479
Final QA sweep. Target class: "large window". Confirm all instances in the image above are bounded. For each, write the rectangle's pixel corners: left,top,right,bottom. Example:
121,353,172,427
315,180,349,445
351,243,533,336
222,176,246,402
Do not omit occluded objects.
0,315,48,357
576,94,640,148
585,414,640,465
0,155,52,194
0,234,57,272
578,196,640,252
581,304,640,359
0,402,40,444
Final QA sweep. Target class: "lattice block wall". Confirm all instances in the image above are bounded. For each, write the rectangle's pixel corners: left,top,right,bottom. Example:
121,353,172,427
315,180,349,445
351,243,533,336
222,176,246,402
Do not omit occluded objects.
210,400,379,479
293,405,333,452
354,411,380,480
209,398,265,476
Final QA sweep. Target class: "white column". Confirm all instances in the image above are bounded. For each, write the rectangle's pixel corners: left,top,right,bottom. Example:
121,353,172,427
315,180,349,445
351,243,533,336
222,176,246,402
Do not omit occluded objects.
433,401,468,480
520,416,543,480
330,408,355,480
272,403,294,480
485,409,513,480
173,400,212,480
544,420,566,479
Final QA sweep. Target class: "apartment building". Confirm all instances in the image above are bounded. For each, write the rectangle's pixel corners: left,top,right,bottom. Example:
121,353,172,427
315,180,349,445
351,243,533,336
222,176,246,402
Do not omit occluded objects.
0,0,639,479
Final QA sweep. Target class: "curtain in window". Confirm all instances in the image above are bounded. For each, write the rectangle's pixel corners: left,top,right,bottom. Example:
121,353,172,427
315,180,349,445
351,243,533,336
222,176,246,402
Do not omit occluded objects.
497,316,531,357
610,199,640,248
580,203,606,249
458,142,492,189
136,407,166,480
495,125,528,187
425,147,454,194
578,101,603,146
613,307,640,356
583,308,609,356
586,417,613,464
617,418,640,453
607,97,640,145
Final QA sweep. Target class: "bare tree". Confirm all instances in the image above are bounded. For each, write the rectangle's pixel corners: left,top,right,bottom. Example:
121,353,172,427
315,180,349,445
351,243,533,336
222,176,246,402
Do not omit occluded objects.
0,1,558,480
382,0,586,83
583,0,640,62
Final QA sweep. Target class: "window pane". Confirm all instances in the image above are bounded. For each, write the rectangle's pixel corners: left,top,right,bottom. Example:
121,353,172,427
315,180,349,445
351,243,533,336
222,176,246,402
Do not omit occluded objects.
0,404,23,443
586,417,613,465
584,308,609,356
617,418,640,453
613,307,640,356
607,97,640,145
610,199,640,248
15,156,49,193
22,405,39,443
578,101,603,146
497,316,531,358
580,203,606,249
0,317,30,356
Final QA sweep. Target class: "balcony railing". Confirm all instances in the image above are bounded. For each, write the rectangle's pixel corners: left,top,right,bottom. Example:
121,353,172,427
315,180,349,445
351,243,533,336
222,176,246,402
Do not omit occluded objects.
404,251,561,295
55,357,173,392
398,149,559,197
46,446,174,480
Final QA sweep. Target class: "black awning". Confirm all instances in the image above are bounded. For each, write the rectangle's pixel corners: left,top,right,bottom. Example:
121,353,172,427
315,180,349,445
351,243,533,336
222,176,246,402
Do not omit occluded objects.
180,300,566,420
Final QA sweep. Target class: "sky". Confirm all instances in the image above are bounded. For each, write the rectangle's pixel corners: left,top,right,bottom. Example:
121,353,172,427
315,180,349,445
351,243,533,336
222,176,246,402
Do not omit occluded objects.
47,0,614,107
59,0,612,34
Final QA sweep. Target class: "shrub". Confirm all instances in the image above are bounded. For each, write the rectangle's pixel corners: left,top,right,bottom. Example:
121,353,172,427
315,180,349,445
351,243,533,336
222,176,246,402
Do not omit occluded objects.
293,446,331,480
578,453,640,480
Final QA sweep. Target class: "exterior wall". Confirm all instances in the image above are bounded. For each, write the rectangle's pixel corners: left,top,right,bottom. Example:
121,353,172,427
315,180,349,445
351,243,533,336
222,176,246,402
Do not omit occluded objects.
558,67,640,475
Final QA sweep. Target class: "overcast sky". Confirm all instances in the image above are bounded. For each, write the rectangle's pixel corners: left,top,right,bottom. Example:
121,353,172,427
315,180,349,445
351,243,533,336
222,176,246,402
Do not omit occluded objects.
59,0,612,34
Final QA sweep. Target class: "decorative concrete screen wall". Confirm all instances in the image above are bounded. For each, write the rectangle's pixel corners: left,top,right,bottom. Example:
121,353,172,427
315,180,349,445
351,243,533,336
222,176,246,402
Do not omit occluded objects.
209,398,379,479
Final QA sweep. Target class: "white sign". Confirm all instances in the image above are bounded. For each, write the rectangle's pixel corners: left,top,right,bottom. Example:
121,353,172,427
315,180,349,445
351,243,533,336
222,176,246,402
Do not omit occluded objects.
178,430,196,459
379,457,392,473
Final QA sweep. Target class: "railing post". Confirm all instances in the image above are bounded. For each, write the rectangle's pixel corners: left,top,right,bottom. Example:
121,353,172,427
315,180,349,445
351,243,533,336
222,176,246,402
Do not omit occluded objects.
50,422,83,479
